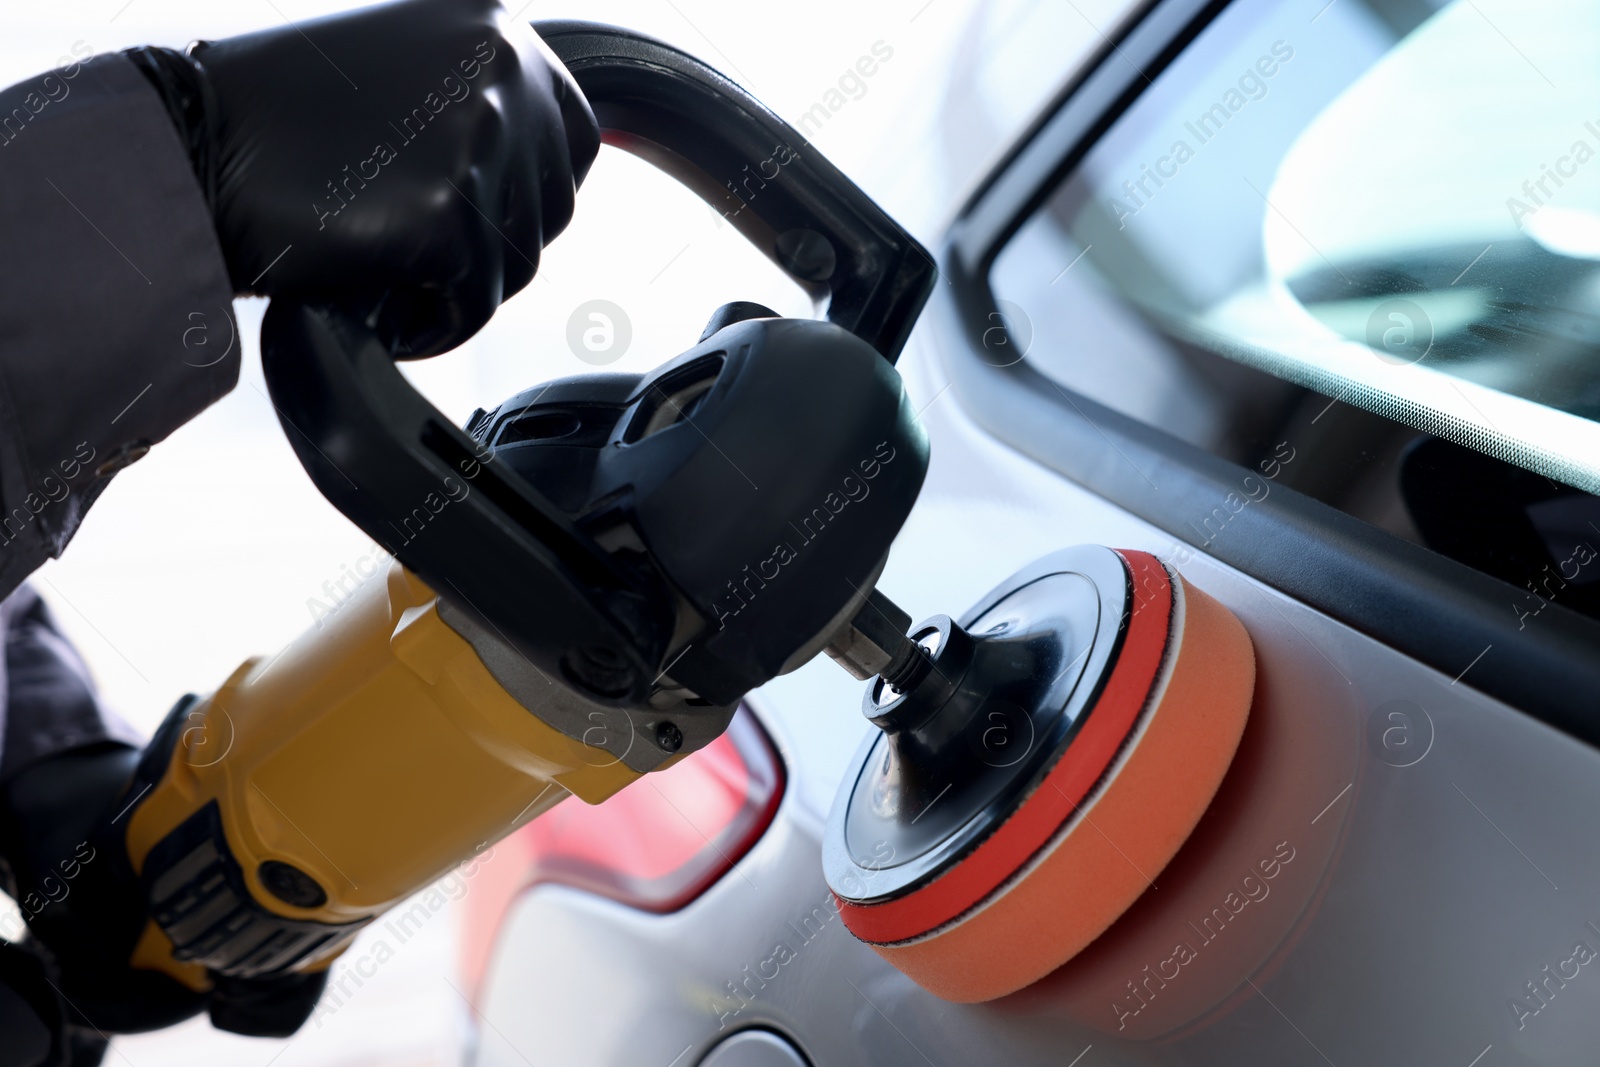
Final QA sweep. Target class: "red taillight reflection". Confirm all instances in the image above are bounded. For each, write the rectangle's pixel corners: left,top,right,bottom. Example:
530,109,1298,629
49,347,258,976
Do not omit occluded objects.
460,706,784,997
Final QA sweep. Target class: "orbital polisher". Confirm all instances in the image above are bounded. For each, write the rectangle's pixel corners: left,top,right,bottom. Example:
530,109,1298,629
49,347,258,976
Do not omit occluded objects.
4,21,1257,1035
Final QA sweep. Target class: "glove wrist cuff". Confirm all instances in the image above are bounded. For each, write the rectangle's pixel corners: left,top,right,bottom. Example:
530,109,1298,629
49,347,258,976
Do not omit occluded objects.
122,45,219,214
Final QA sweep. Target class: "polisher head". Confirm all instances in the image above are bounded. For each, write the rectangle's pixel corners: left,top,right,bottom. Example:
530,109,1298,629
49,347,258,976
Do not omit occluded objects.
822,546,1256,1002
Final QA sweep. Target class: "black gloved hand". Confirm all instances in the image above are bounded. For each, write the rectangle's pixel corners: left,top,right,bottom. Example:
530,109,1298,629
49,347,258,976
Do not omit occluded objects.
0,941,66,1067
127,0,599,358
0,727,323,1043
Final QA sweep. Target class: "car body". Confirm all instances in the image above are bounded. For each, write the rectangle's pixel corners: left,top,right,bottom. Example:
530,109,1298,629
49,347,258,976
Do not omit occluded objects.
464,0,1600,1063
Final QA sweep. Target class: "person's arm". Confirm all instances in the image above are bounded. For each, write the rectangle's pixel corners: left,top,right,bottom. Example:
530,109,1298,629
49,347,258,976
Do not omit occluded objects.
0,52,237,606
0,0,598,609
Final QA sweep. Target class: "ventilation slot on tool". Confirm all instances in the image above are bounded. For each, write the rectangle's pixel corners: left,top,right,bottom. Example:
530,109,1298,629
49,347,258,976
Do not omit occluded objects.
624,354,725,443
496,411,582,445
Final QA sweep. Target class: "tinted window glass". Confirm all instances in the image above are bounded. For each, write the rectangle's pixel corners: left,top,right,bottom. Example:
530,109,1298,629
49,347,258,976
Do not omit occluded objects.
990,0,1600,620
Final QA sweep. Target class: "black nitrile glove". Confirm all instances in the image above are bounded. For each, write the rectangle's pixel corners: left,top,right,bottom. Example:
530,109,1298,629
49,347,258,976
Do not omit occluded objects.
0,941,66,1067
126,0,599,358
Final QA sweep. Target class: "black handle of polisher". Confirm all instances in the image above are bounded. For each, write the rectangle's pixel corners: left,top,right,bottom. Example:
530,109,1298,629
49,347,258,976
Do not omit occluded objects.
535,19,935,363
259,298,670,705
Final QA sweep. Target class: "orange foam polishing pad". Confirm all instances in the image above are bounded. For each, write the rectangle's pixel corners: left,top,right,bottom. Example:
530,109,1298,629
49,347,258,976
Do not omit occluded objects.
840,555,1255,1003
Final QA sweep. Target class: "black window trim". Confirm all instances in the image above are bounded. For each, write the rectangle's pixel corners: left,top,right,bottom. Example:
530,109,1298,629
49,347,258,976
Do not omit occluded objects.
936,0,1600,742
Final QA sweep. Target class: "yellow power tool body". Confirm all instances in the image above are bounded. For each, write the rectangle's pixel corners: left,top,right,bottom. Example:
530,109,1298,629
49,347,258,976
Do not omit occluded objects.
120,561,646,990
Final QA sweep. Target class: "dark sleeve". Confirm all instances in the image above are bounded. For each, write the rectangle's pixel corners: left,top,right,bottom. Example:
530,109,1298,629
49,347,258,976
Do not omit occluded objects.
0,50,237,604
0,938,70,1067
0,585,140,783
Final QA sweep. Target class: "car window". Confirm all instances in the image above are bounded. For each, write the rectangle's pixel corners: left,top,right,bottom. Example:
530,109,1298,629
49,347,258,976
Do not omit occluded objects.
990,0,1600,621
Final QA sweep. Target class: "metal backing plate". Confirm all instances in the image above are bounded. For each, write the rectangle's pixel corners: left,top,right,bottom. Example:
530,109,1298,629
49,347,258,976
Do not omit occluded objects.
823,545,1132,904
